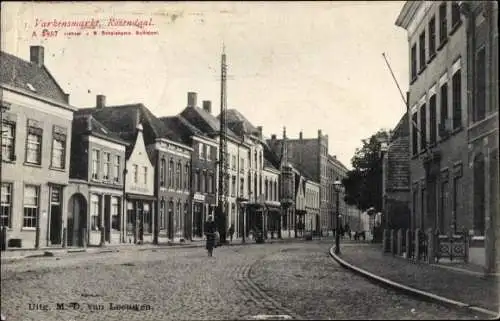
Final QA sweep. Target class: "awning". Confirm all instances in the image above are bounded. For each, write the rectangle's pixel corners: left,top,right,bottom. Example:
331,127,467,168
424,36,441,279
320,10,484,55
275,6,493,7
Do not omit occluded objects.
265,204,281,212
296,209,307,215
126,193,156,201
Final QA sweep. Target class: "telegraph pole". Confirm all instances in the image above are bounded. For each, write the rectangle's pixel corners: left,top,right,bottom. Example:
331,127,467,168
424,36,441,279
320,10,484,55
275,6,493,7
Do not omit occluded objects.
216,44,229,244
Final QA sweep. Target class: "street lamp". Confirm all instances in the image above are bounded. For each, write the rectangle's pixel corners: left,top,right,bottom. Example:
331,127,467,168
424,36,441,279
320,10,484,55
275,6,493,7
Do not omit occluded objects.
333,179,343,254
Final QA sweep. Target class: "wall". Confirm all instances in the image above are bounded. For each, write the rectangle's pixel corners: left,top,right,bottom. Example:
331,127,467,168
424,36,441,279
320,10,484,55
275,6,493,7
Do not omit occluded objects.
124,128,154,196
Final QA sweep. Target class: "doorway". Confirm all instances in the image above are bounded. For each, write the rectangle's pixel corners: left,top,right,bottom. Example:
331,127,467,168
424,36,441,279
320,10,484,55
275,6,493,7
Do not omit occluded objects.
50,186,62,245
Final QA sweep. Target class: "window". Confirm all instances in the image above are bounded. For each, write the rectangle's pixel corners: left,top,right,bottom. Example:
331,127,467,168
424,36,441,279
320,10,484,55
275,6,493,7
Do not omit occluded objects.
232,155,236,170
132,164,138,183
452,69,462,129
169,160,174,188
429,94,437,145
208,173,214,194
240,177,244,197
429,16,436,58
240,157,245,172
473,155,485,236
1,183,12,227
206,146,211,161
474,47,486,122
259,152,263,169
194,170,200,192
143,166,148,185
420,187,426,229
143,203,152,234
113,155,121,183
451,1,461,28
199,143,204,159
248,150,252,168
184,163,190,190
248,173,251,198
23,185,39,228
2,122,15,161
91,149,100,180
26,127,42,165
176,162,181,189
419,31,426,71
111,197,120,230
90,194,100,231
159,201,165,230
231,176,236,197
51,131,66,169
411,44,417,80
254,151,257,168
412,112,419,155
440,83,449,129
200,171,206,193
102,152,111,180
160,159,166,187
420,103,427,151
439,180,449,233
439,3,448,44
265,180,269,200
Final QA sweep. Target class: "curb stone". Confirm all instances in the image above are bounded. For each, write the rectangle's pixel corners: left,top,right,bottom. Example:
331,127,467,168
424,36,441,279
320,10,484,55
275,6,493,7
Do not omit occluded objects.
328,245,500,320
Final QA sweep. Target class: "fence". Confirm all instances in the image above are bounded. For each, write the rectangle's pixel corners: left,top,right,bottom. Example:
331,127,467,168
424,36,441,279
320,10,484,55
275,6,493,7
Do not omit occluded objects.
383,227,469,264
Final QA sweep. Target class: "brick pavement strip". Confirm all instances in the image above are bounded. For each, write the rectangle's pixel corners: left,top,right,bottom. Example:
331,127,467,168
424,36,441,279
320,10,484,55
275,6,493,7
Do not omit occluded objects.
334,244,500,316
1,241,485,320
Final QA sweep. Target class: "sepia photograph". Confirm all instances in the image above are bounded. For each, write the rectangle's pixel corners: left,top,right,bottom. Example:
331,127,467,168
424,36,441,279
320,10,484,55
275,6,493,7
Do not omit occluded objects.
0,1,499,320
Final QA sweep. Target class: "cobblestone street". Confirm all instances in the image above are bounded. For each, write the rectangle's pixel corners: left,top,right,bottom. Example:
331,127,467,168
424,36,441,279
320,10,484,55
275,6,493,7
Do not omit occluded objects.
1,241,481,320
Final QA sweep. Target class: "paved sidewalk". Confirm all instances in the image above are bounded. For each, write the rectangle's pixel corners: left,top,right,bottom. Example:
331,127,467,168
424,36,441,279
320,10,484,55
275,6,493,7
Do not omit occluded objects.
0,235,333,263
332,244,500,318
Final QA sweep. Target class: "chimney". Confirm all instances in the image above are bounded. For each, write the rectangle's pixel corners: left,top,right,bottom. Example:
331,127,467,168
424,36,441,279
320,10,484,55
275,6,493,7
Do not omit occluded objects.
257,126,263,139
202,100,212,113
318,129,322,137
96,95,106,108
87,115,93,131
30,46,44,67
299,131,303,140
271,134,277,140
64,93,70,104
187,92,197,108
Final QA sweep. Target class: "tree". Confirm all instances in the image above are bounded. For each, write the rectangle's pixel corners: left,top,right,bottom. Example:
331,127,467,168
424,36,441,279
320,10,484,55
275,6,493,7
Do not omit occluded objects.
343,129,390,213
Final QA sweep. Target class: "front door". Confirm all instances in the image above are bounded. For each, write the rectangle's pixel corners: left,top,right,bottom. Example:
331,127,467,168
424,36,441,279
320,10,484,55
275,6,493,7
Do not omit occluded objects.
50,187,62,245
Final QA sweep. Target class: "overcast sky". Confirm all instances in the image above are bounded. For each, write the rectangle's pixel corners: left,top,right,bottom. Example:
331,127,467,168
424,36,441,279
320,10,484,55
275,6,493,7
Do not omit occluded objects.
1,1,409,168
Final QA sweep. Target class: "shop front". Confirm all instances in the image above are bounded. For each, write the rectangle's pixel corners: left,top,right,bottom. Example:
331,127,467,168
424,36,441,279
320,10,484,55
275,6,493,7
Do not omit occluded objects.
125,193,155,244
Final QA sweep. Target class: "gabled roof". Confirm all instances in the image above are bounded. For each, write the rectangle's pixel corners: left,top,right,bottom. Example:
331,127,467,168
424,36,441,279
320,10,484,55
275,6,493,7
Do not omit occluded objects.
159,115,206,146
328,154,348,171
72,114,128,146
180,106,238,138
221,109,259,136
75,104,183,145
0,51,68,104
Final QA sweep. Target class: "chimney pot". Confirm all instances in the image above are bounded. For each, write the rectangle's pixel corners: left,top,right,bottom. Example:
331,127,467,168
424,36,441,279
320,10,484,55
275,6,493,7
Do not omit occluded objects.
187,92,198,108
96,95,106,108
257,126,263,138
30,46,44,67
202,100,212,113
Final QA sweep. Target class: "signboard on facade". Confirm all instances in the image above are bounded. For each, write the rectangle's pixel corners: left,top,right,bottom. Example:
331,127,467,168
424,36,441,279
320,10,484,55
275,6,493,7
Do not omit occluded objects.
193,193,205,202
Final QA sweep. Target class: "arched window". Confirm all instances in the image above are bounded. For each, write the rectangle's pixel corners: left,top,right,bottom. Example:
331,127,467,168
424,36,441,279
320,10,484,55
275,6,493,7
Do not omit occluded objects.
184,163,190,190
160,159,166,187
176,161,181,189
160,200,165,230
473,154,485,236
169,159,174,188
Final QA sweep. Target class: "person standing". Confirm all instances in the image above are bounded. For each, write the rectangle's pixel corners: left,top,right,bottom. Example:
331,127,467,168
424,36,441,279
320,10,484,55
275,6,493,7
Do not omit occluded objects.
204,216,216,257
228,224,235,244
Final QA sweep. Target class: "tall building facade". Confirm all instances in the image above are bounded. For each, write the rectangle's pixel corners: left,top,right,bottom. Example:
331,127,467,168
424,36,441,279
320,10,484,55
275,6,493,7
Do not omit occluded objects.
1,46,75,249
461,0,499,272
396,1,470,236
267,130,333,235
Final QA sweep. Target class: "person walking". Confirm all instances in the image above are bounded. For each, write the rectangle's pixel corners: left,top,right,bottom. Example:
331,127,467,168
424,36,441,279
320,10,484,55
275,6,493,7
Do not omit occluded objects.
204,216,217,257
228,224,235,244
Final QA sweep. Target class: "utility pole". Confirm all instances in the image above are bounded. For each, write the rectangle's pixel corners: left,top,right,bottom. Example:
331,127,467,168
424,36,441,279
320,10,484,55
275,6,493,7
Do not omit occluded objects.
216,44,229,244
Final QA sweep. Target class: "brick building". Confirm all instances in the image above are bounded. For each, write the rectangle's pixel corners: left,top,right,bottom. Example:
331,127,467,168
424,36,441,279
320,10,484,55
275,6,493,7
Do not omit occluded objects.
461,0,499,272
396,1,471,236
160,105,219,241
66,114,128,246
267,129,332,235
382,113,411,230
1,46,75,249
76,98,190,244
